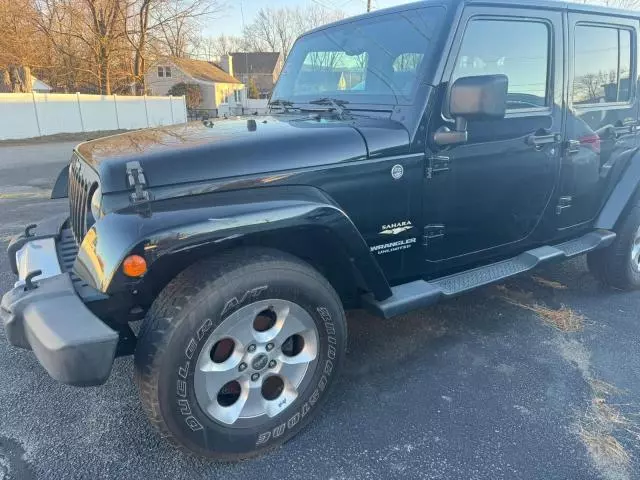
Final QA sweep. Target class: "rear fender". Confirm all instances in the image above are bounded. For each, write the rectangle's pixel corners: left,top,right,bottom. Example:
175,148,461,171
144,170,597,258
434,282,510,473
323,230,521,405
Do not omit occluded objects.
74,186,392,301
595,149,640,230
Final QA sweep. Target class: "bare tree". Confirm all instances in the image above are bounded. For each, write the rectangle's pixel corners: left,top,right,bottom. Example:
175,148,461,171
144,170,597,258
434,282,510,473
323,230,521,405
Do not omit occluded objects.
123,0,226,91
151,0,225,58
123,0,225,93
122,0,153,93
85,0,124,94
2,0,341,95
193,34,246,61
0,0,50,91
0,0,44,68
35,0,129,94
242,5,344,60
576,73,603,102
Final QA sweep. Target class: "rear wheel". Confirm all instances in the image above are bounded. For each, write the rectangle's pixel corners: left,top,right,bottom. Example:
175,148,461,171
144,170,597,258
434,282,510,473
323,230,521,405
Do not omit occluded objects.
134,248,347,460
588,205,640,290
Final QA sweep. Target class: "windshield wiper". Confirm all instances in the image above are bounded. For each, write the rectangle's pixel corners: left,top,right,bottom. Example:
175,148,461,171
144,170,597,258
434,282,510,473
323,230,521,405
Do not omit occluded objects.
308,98,350,119
269,99,298,113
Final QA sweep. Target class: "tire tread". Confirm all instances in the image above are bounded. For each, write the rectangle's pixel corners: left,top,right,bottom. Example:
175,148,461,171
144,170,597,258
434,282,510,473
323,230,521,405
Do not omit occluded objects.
134,247,343,460
587,205,640,290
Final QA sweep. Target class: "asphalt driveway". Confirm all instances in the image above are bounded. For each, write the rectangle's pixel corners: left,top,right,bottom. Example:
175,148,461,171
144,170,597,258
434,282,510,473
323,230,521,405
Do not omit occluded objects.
0,141,639,480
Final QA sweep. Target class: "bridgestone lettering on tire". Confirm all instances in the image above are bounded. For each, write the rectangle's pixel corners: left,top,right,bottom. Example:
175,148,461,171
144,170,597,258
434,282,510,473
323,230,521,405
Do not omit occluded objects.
134,248,347,460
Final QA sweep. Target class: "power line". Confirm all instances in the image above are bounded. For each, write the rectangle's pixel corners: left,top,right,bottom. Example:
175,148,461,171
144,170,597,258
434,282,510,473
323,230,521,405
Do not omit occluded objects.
309,0,342,12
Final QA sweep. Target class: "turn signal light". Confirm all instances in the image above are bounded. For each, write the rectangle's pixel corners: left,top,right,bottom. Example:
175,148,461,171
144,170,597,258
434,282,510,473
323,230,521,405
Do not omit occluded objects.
123,255,147,277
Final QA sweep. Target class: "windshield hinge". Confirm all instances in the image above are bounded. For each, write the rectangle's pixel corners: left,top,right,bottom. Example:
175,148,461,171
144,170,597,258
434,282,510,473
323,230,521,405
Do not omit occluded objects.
126,161,150,203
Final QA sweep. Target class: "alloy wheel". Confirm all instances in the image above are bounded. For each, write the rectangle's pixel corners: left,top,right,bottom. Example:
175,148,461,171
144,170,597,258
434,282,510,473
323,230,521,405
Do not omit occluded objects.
194,299,319,427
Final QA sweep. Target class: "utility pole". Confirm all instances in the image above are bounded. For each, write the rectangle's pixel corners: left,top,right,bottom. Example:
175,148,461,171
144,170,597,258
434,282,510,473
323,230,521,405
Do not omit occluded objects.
367,0,372,12
240,0,249,112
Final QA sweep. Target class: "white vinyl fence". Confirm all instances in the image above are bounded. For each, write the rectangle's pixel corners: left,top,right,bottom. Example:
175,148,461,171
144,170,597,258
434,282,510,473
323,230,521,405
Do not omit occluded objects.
0,93,187,141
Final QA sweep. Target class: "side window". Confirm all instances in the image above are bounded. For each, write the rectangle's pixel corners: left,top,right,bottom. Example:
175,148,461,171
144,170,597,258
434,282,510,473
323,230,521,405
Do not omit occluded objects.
573,25,632,105
451,19,550,110
157,66,164,78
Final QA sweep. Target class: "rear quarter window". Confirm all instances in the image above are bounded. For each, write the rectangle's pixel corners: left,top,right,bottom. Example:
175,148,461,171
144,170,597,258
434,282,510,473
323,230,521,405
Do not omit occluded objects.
572,25,632,105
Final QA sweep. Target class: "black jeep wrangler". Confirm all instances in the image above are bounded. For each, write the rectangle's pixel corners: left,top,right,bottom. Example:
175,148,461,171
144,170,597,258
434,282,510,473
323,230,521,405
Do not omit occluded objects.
3,0,640,459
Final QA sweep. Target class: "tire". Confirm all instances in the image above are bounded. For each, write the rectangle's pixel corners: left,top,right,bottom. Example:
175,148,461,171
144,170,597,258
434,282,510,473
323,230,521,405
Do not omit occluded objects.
134,248,347,460
587,205,640,290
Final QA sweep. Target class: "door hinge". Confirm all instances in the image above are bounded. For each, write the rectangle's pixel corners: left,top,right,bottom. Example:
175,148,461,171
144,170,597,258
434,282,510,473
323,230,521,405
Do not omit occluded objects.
426,155,450,179
423,224,445,246
565,139,581,155
126,161,150,203
556,196,572,215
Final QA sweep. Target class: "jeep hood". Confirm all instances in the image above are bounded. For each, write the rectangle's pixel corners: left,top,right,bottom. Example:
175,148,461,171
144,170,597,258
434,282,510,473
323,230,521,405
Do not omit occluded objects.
76,115,410,194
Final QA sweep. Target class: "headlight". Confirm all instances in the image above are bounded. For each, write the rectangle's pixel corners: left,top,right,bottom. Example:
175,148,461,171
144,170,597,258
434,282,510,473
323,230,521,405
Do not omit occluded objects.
90,186,102,223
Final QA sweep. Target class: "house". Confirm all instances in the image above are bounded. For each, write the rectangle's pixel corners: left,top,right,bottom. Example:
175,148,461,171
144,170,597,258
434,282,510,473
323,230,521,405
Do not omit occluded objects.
31,77,52,93
145,57,244,113
227,52,283,98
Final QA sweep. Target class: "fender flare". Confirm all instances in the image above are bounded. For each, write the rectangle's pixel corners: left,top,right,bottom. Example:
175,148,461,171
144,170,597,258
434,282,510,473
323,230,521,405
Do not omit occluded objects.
50,165,69,199
595,148,640,230
74,185,393,301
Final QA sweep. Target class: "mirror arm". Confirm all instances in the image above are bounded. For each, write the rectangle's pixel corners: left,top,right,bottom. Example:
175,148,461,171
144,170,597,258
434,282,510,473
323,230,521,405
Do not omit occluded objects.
455,117,467,133
433,125,468,147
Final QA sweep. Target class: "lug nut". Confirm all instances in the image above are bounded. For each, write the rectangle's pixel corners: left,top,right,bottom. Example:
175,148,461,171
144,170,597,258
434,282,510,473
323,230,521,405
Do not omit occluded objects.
247,344,257,353
251,373,260,381
266,343,274,352
268,360,276,369
238,362,247,372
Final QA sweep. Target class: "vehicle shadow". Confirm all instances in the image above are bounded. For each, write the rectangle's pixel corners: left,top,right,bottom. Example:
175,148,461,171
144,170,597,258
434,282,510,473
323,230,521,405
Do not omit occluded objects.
341,256,608,381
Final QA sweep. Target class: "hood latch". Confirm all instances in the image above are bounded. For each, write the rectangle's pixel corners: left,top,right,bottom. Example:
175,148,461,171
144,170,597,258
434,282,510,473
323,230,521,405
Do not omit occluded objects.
126,161,150,203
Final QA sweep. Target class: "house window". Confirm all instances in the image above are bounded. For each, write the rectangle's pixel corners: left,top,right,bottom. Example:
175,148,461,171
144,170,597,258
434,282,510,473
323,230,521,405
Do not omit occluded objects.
157,66,172,78
234,90,241,103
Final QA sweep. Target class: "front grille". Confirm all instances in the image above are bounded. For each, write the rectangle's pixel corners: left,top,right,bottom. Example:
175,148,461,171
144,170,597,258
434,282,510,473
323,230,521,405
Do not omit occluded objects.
57,227,86,287
57,226,106,302
68,157,92,242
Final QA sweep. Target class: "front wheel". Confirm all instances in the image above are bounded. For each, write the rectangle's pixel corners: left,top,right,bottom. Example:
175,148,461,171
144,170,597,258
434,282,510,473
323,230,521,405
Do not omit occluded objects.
134,248,347,460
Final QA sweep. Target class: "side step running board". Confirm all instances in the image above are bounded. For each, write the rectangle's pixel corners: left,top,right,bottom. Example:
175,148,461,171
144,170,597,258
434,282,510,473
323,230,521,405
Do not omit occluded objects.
362,230,616,319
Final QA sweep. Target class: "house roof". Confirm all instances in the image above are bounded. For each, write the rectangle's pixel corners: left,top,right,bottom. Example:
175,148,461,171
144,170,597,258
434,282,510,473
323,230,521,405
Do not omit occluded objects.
230,52,281,75
31,77,52,91
170,57,242,84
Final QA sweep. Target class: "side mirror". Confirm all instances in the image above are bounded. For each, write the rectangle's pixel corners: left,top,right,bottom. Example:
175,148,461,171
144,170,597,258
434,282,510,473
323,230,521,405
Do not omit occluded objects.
434,74,508,147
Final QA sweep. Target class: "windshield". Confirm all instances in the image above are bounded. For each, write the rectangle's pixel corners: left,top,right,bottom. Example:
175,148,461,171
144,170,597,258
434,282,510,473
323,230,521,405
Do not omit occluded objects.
271,6,445,108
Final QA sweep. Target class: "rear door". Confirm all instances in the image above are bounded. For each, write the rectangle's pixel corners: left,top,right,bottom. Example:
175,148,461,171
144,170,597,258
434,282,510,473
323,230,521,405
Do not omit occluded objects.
423,5,564,271
557,13,639,231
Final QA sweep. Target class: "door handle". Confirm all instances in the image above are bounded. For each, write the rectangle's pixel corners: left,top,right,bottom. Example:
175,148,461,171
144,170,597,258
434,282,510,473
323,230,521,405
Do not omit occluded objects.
613,123,637,136
526,131,561,149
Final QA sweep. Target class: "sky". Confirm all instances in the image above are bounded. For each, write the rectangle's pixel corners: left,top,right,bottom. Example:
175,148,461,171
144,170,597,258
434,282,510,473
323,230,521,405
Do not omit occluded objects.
205,0,412,37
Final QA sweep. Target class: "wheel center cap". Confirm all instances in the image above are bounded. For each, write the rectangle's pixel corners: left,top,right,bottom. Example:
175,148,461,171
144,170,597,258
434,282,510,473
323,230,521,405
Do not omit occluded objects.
251,353,269,371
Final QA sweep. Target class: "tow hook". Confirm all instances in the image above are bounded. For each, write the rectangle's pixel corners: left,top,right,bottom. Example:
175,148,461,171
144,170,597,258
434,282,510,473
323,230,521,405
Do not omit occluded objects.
24,224,37,237
24,270,42,291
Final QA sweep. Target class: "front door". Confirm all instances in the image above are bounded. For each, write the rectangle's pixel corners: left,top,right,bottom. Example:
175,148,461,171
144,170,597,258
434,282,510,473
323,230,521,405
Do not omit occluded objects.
556,13,639,231
423,6,564,274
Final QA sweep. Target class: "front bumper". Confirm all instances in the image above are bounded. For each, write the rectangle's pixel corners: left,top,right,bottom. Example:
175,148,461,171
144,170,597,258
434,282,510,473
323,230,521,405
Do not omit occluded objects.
1,216,118,386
